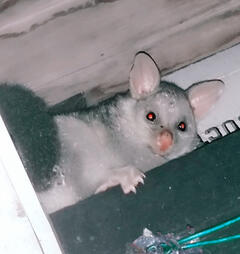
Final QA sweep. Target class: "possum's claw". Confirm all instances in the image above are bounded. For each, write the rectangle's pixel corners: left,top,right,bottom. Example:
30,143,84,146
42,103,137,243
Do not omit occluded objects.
138,175,145,184
126,185,137,194
95,166,145,195
95,184,110,194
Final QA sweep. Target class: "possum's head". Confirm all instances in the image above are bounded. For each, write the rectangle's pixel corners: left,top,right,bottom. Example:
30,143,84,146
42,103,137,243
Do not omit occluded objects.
120,52,224,159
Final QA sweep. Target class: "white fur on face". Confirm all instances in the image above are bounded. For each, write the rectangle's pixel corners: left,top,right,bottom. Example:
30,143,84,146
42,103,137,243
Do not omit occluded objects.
116,88,199,160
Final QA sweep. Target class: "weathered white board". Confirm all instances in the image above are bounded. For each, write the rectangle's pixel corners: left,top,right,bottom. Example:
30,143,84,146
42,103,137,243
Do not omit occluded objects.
0,0,240,104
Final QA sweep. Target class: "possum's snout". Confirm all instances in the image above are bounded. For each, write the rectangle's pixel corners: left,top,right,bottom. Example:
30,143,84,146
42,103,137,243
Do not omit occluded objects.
156,129,173,153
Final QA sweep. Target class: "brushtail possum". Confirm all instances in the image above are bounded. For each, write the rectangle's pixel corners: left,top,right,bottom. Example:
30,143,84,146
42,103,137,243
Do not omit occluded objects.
40,52,224,213
0,52,223,213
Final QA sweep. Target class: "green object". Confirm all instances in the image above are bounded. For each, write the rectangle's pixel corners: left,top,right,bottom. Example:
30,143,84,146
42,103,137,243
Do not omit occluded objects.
179,216,240,252
179,215,240,245
182,235,240,249
140,215,240,253
159,215,240,253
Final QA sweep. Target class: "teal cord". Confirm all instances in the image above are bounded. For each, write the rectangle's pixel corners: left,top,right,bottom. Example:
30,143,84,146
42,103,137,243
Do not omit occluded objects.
137,216,240,253
178,215,240,245
182,234,240,249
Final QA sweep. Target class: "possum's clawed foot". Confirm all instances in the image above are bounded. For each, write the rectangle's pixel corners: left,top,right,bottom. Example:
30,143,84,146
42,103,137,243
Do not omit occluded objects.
95,166,145,195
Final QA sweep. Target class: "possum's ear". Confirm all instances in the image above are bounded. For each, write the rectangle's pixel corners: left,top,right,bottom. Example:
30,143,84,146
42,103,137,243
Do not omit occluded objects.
129,52,160,99
187,79,224,120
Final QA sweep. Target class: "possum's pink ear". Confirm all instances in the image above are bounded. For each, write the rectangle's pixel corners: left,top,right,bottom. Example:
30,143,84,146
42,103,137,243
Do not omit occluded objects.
187,80,224,120
129,52,160,99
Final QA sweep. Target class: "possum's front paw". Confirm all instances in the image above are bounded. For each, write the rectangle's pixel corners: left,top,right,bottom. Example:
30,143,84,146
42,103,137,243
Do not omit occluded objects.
95,166,145,195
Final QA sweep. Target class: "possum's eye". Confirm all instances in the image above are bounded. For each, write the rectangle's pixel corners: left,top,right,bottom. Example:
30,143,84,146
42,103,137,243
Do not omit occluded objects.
146,112,156,121
178,121,186,131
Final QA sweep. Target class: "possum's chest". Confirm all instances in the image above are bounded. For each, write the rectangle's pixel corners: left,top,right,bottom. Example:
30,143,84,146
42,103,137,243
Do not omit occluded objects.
55,115,166,173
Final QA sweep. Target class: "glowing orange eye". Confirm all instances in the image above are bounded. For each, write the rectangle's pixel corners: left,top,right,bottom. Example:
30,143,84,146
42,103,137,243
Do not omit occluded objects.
146,112,156,121
178,121,186,131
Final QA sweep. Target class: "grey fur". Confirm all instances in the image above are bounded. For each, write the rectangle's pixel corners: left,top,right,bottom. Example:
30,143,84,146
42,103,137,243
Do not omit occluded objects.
39,53,223,213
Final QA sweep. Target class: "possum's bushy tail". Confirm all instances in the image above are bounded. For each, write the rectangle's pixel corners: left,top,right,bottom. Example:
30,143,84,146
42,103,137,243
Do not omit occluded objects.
0,84,60,191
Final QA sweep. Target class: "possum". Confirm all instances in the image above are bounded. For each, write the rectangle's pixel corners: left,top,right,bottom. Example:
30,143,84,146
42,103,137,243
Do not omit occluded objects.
0,52,224,213
38,52,224,213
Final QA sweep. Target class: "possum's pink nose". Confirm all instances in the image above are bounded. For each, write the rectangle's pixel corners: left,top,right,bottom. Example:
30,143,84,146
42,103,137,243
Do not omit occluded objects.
157,130,173,152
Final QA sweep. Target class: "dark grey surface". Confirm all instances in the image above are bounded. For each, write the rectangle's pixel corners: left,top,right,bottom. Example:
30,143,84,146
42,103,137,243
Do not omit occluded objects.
51,130,240,254
0,84,60,190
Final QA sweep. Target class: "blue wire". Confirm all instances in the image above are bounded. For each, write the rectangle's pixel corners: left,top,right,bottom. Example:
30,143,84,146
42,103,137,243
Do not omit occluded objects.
182,234,240,249
178,215,240,245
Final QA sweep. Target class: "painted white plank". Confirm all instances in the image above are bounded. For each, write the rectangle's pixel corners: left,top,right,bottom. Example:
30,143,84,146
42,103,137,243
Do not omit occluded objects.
0,0,240,104
0,159,43,254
